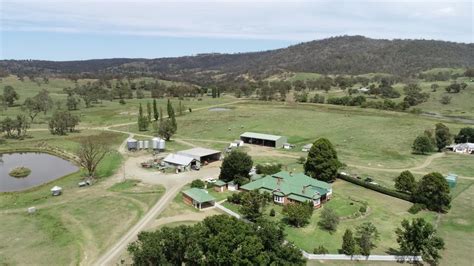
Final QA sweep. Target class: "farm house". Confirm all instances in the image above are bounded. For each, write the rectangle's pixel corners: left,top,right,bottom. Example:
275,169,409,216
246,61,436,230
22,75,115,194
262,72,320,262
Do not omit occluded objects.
240,171,332,208
182,188,216,209
240,132,287,148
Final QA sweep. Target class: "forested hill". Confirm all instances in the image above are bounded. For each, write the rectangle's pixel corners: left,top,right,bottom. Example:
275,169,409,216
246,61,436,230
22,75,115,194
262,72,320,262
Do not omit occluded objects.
1,36,473,79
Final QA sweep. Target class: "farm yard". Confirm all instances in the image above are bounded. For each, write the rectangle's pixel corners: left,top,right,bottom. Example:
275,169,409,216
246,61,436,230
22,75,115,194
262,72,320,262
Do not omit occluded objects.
0,73,473,265
0,131,166,265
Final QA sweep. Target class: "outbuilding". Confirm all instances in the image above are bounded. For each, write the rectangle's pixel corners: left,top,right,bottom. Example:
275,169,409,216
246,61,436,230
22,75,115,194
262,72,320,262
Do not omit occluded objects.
163,154,195,172
182,188,216,209
240,132,287,148
177,147,222,164
227,181,239,191
213,180,227,192
302,144,313,152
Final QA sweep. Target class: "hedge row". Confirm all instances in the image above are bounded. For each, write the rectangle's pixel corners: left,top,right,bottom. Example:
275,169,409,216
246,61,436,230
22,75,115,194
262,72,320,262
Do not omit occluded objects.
337,174,413,202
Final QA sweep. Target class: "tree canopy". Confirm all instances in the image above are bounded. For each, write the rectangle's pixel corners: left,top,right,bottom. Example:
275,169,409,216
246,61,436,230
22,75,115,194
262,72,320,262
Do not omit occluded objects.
355,222,379,256
412,135,433,155
434,123,451,151
414,172,451,212
128,215,306,265
394,170,417,194
282,201,313,227
396,218,445,265
219,150,253,183
318,207,340,232
454,127,474,144
304,138,342,182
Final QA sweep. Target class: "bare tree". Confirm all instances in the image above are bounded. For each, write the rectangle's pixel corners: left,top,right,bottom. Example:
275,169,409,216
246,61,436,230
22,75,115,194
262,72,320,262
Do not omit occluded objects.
77,138,110,179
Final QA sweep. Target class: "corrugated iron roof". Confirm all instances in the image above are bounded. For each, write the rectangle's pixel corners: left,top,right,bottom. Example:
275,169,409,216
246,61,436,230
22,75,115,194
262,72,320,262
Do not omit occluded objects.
182,188,216,203
241,171,330,202
163,154,194,166
240,132,283,141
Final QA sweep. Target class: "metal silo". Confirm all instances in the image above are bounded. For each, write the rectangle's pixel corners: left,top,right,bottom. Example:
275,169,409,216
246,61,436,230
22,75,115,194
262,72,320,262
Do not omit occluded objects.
127,139,138,151
152,137,160,150
158,139,165,150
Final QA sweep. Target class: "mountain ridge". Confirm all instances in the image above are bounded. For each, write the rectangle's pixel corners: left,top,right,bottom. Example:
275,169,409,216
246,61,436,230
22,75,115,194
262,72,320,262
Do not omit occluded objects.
1,35,472,79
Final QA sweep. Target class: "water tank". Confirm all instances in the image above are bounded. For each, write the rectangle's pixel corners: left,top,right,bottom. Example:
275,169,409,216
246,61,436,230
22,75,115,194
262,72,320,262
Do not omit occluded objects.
138,140,144,150
152,137,160,150
158,139,166,150
144,140,149,149
127,139,138,150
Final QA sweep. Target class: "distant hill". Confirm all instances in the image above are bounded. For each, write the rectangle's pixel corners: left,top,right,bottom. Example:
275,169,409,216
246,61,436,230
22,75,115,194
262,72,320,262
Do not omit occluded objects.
1,36,472,80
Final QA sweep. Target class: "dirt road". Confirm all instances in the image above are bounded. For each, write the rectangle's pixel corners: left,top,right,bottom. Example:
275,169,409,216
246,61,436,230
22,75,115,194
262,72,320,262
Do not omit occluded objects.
95,154,221,265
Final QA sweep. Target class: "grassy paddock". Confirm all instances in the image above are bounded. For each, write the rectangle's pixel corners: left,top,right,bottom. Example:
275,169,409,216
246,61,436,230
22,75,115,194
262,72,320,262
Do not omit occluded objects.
174,101,465,168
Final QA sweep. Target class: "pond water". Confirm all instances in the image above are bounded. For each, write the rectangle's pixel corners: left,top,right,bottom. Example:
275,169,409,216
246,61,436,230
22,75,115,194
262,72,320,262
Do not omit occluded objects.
0,152,79,192
208,107,231,112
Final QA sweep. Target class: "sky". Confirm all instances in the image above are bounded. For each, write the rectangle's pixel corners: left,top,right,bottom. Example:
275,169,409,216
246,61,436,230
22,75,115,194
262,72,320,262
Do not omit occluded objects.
0,0,472,61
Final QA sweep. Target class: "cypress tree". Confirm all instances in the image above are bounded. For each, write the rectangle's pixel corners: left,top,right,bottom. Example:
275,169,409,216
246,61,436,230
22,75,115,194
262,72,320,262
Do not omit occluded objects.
341,229,356,256
304,138,342,182
153,98,159,121
167,99,177,132
146,102,152,123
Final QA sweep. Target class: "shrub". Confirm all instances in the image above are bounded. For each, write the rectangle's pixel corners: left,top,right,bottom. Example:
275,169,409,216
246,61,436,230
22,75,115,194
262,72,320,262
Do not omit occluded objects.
190,179,205,189
318,207,340,232
408,203,426,214
269,208,276,217
313,245,328,254
297,156,306,164
338,173,413,202
255,163,282,175
359,205,367,213
440,95,451,105
227,193,243,204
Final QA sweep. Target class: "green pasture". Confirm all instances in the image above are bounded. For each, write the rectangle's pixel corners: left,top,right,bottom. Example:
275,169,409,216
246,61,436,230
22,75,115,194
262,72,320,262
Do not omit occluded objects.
174,101,466,169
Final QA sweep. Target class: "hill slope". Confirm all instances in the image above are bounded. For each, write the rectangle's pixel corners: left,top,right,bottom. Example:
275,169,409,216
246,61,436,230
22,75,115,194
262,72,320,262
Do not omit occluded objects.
1,36,472,79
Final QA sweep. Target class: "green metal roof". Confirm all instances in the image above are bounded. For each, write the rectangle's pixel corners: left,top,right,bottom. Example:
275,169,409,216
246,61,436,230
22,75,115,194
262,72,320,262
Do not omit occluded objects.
182,188,216,203
288,194,314,203
240,132,283,141
214,180,226,186
241,171,330,199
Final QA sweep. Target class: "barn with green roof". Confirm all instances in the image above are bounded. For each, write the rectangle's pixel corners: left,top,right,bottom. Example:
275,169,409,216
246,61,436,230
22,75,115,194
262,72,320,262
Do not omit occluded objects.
240,171,332,208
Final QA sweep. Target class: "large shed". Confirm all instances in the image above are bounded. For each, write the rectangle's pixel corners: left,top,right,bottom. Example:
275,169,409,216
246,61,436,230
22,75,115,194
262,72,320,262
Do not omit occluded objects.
182,188,216,209
163,154,195,172
177,147,222,163
240,132,287,148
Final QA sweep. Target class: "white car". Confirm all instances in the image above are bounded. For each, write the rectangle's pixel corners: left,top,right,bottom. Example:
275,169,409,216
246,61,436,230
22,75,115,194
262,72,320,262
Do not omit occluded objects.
206,178,217,183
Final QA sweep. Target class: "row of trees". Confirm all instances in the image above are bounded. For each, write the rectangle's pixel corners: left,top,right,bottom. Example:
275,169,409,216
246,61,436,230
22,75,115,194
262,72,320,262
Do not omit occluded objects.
340,218,444,264
128,215,306,265
412,123,451,154
394,170,451,212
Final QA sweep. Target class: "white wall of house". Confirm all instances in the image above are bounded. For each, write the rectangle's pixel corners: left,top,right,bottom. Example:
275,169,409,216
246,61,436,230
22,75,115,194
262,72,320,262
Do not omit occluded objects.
274,195,285,203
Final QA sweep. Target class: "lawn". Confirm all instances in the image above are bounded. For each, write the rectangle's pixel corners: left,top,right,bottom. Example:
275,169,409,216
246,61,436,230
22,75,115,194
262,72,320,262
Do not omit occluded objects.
220,180,437,255
437,179,474,266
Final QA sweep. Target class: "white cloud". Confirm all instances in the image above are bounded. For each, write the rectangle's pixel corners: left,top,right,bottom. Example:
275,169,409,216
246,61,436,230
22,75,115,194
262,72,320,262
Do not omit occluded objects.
1,0,472,42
